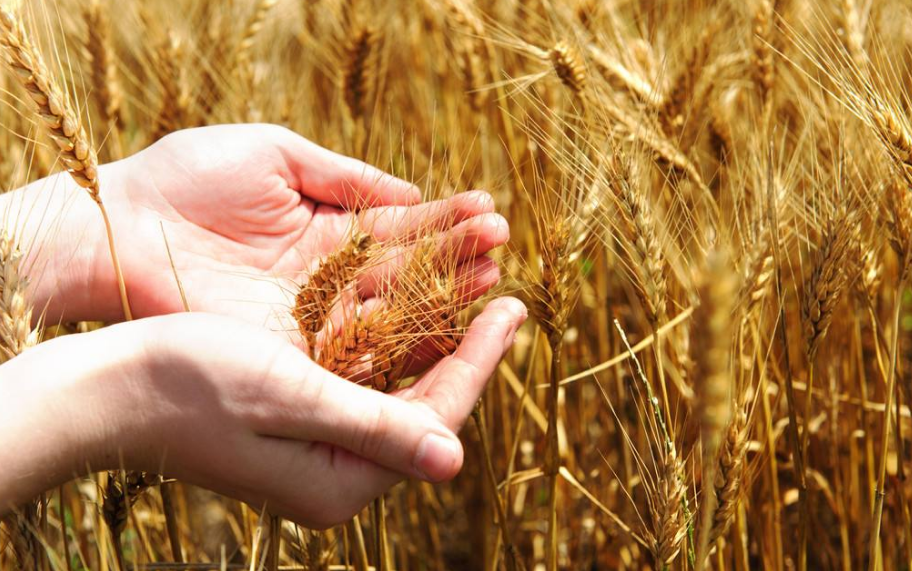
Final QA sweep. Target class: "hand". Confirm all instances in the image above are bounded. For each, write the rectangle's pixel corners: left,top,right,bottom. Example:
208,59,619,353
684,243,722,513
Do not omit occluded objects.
12,124,507,326
0,300,527,528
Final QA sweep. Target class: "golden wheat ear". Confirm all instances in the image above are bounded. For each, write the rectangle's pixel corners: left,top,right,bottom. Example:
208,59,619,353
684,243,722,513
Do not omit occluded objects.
710,409,748,543
0,6,132,321
651,446,686,566
0,231,38,362
0,8,101,202
82,0,124,154
692,248,738,569
0,230,41,571
294,231,376,354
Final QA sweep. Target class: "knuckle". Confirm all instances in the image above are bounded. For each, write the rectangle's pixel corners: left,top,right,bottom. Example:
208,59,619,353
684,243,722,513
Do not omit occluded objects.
352,405,391,460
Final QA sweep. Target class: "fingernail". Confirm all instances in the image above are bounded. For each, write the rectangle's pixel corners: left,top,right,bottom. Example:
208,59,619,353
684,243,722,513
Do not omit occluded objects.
465,190,494,212
406,184,422,204
497,298,527,352
414,433,462,482
488,297,528,319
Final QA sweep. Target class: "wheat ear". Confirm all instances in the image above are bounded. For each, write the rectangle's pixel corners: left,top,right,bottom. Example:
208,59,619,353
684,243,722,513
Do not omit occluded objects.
652,447,686,566
102,471,162,568
609,155,668,327
442,0,487,113
0,232,37,362
82,0,123,132
869,103,912,187
801,209,853,362
151,33,190,142
752,0,774,110
0,232,41,571
693,249,737,570
841,0,867,71
294,232,375,353
0,7,132,320
710,410,748,542
0,9,100,200
550,40,587,98
318,308,400,392
341,24,381,122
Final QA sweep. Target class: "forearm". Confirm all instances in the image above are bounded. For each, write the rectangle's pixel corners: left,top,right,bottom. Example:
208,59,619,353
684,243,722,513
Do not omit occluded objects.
0,326,147,511
0,168,120,323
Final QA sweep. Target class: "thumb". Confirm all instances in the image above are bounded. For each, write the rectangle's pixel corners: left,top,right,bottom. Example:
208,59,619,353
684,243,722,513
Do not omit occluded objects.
259,355,465,483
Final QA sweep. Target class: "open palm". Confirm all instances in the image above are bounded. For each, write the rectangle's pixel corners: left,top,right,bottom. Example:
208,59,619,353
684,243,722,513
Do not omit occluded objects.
96,125,506,332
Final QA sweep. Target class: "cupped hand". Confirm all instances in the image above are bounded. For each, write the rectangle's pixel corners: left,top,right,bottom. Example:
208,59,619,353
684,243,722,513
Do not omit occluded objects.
0,299,527,528
36,124,508,327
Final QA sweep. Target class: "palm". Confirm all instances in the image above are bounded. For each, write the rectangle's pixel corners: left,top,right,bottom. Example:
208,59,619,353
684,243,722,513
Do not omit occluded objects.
106,125,503,332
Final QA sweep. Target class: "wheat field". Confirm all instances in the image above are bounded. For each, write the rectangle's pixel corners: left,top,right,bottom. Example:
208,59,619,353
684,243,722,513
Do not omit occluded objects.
2,0,912,569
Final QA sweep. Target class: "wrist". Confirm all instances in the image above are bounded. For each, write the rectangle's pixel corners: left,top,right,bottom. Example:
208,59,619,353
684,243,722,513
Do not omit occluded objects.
0,325,150,510
0,164,127,323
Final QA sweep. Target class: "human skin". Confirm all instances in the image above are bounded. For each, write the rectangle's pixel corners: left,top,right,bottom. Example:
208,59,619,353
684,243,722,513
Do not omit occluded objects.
0,125,525,528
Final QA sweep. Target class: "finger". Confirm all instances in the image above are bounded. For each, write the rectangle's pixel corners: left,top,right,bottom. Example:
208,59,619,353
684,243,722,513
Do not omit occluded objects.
401,297,527,430
277,129,420,208
356,212,509,298
253,352,465,483
231,435,404,529
359,191,495,242
365,257,502,376
316,256,501,381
